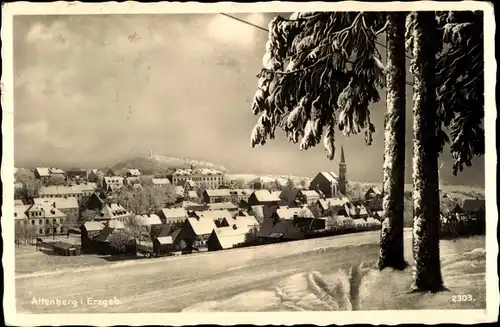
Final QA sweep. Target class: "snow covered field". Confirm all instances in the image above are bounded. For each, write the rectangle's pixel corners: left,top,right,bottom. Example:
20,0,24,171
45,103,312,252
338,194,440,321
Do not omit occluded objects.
16,230,485,313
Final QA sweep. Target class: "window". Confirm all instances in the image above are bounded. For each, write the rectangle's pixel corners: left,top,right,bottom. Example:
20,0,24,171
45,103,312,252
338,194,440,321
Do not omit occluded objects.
31,220,35,225
39,219,42,225
53,218,57,223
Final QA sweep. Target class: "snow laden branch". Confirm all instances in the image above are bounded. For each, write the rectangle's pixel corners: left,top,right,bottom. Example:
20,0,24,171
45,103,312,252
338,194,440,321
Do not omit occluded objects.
434,11,484,175
250,12,387,160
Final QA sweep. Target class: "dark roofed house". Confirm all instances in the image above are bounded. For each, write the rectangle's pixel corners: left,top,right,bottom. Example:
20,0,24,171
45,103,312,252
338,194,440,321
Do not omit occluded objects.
203,189,231,204
337,202,369,220
52,242,81,256
365,187,383,200
298,190,321,205
279,188,303,208
258,218,304,244
247,190,281,207
207,226,248,251
80,221,105,254
462,199,486,220
309,172,339,198
160,207,189,225
66,168,88,181
175,217,217,253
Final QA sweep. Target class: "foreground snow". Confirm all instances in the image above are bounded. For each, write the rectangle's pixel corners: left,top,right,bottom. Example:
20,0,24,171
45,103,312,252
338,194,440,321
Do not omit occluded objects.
16,231,485,312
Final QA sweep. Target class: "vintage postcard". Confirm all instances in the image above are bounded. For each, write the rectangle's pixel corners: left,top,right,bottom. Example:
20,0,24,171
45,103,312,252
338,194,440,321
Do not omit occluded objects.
1,1,498,326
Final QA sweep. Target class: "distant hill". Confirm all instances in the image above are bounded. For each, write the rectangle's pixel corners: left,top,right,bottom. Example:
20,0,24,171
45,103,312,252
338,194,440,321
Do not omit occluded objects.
110,156,229,175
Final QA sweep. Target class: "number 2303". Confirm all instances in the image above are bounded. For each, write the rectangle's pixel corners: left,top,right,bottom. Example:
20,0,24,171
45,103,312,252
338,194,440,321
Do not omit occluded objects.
452,294,474,302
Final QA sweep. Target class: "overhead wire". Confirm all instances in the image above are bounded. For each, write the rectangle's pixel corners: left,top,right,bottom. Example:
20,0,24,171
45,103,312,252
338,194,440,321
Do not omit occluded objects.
219,13,415,87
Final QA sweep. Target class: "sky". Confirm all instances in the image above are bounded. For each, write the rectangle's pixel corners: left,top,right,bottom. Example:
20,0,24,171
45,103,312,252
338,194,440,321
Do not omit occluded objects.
13,13,485,186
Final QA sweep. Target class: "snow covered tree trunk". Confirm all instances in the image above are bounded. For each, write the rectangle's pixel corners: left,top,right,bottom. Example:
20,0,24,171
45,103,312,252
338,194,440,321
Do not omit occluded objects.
379,12,408,271
409,12,444,292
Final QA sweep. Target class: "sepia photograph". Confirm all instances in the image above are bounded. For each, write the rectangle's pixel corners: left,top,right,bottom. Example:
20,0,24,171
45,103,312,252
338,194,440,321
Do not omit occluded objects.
1,1,498,326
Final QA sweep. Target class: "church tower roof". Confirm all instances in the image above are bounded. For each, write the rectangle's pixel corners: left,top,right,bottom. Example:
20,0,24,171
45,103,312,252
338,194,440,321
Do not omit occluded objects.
340,145,346,164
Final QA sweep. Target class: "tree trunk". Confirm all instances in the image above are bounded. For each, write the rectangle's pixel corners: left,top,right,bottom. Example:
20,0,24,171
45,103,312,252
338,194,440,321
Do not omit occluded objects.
378,12,408,271
409,12,445,292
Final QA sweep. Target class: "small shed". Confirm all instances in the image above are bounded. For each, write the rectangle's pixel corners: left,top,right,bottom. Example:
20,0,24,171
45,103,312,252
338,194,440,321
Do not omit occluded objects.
52,242,81,256
153,236,174,257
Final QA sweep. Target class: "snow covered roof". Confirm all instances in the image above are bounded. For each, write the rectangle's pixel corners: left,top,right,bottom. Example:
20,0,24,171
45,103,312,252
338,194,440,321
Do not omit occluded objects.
211,227,248,249
81,221,105,232
27,204,67,218
207,202,238,211
136,214,162,226
156,236,173,245
34,197,79,210
300,190,321,198
204,189,231,197
152,178,171,185
14,205,30,220
318,172,339,183
107,220,125,229
99,203,130,220
161,207,188,219
186,217,216,236
252,190,280,203
193,209,232,222
318,197,350,210
128,168,141,176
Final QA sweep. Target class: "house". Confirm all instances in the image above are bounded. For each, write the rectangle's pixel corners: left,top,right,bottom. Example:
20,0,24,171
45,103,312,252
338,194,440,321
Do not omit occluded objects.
107,220,125,229
293,216,327,232
229,189,254,202
125,176,141,186
126,168,141,178
152,178,171,187
203,189,231,204
247,190,281,207
258,218,304,243
248,205,281,224
174,186,185,197
272,207,314,220
175,217,217,252
80,221,105,253
167,166,226,189
153,225,181,254
190,209,233,228
136,214,163,227
14,204,30,230
25,203,68,235
103,176,124,192
309,172,340,199
186,190,200,201
462,199,486,220
52,242,81,256
207,226,249,251
226,215,259,229
93,226,137,255
38,183,97,202
337,202,369,219
317,196,350,215
84,192,108,211
178,179,197,191
365,187,383,200
66,168,88,181
159,208,189,225
278,188,303,208
95,203,131,222
170,201,206,211
87,169,104,183
298,190,321,205
207,202,238,212
33,197,79,225
248,176,286,190
105,168,118,177
34,167,66,181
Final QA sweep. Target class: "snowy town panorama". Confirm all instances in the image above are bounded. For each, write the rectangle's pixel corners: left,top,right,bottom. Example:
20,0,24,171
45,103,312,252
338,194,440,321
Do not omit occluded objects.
14,148,485,266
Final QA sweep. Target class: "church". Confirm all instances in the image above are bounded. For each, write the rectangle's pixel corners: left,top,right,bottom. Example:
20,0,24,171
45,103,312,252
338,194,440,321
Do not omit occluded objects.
309,145,347,198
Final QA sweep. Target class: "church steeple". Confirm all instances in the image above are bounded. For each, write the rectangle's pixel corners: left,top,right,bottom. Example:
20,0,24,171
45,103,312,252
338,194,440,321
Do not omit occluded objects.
338,145,347,195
